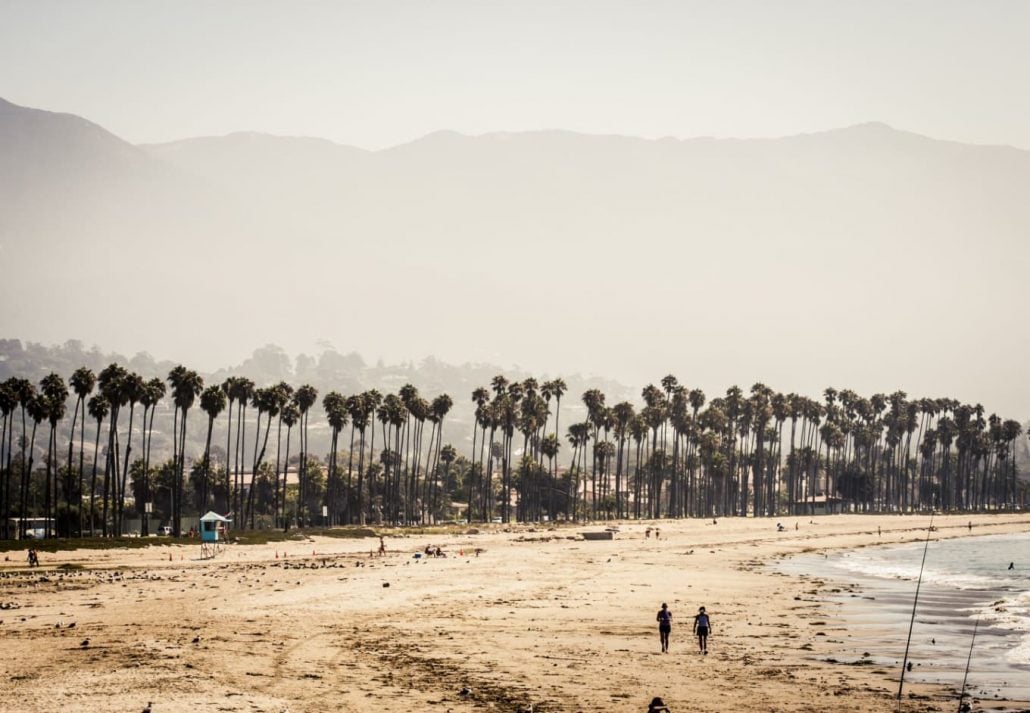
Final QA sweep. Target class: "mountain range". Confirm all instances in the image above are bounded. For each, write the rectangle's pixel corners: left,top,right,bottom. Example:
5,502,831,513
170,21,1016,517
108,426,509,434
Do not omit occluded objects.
2,96,1028,418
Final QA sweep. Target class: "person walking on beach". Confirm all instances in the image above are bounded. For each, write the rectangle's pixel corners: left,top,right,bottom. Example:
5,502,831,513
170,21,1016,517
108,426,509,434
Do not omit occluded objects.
693,606,711,655
656,603,672,653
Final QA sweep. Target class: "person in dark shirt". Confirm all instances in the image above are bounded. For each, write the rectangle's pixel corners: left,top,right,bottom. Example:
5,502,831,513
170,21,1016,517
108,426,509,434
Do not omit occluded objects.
656,602,672,653
693,606,711,655
648,696,671,712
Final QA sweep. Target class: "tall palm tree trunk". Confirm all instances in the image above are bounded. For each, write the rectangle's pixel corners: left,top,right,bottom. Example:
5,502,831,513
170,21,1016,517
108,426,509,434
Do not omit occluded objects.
44,422,54,538
89,420,102,536
246,414,272,529
176,408,188,536
23,420,40,538
281,424,292,531
201,414,215,515
224,399,234,516
272,414,283,524
119,403,136,536
142,405,157,535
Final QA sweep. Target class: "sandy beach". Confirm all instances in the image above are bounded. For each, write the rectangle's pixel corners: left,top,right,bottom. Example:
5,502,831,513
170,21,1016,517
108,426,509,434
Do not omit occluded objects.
1,514,1028,713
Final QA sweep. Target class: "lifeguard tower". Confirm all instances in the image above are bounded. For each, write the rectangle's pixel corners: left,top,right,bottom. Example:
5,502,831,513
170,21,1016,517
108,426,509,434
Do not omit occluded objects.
199,511,230,559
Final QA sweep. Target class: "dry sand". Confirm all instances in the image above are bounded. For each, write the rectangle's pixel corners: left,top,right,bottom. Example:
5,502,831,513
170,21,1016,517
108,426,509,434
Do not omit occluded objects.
1,514,1028,713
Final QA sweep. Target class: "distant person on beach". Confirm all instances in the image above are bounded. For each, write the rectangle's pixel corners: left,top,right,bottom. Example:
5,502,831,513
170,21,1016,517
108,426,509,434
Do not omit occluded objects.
378,537,386,556
693,606,711,655
1009,562,1015,570
654,528,661,540
27,549,39,567
645,527,652,539
877,526,881,537
656,603,672,653
968,521,972,532
648,696,671,712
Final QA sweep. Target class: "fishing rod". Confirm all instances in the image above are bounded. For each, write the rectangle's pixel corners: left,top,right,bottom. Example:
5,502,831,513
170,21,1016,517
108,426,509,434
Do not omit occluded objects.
957,615,980,713
897,511,935,705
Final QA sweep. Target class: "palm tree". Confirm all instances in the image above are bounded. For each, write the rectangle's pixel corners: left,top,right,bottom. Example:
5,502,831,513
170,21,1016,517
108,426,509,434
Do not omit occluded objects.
405,394,428,524
268,382,293,525
97,364,127,536
86,395,109,536
229,378,255,519
168,366,203,536
539,433,560,519
117,373,145,535
138,378,165,535
220,377,238,517
67,367,95,536
322,391,348,526
1001,419,1023,506
498,384,521,523
439,443,457,520
199,385,227,516
376,396,396,523
543,378,567,447
343,394,361,524
356,389,381,525
39,374,68,537
244,386,280,528
427,394,453,523
389,396,409,524
293,384,318,527
0,381,17,538
22,392,48,537
279,401,300,530
746,383,773,517
9,378,35,538
345,392,371,525
611,402,634,519
566,421,591,521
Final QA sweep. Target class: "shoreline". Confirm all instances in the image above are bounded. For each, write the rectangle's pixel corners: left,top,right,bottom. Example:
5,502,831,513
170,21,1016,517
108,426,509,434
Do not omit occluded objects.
777,529,1030,710
1,514,1028,712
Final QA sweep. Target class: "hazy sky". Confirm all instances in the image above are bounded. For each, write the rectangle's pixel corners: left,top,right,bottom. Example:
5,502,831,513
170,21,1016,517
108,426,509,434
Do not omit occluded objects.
2,0,1029,149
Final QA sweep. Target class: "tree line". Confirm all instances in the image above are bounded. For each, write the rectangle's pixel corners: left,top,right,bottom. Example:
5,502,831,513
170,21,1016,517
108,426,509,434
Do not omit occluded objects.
0,367,1025,539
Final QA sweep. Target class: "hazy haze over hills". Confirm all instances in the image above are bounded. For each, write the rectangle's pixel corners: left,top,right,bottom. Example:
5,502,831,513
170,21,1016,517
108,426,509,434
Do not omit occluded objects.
2,97,1028,419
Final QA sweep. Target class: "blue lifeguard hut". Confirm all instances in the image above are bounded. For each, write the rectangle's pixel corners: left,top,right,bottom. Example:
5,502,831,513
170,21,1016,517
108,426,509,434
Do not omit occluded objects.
199,511,230,559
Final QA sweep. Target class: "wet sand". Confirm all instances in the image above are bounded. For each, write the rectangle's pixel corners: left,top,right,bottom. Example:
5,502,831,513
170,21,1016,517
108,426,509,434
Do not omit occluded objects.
1,513,1028,713
780,533,1030,705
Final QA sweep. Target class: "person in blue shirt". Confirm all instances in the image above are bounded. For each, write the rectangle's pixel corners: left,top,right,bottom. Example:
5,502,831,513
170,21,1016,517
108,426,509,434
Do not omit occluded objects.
656,602,672,653
693,606,711,655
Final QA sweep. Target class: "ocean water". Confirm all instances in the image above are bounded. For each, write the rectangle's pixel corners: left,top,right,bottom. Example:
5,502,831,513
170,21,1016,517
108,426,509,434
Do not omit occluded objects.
780,532,1030,704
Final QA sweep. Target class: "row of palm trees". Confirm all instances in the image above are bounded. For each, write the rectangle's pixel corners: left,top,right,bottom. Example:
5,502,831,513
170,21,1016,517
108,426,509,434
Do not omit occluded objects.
0,366,1025,538
553,382,1024,521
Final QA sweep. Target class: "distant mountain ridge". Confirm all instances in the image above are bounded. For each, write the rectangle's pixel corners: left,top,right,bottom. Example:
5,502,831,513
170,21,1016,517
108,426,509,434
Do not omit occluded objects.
1,96,1028,420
